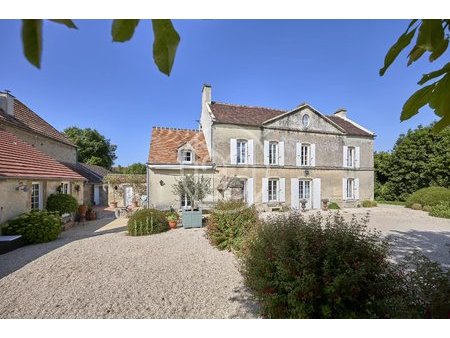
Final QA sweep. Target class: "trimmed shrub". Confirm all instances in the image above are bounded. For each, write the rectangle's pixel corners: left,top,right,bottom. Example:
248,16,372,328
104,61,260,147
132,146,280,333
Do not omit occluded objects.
422,205,433,212
46,193,78,215
411,203,423,210
429,202,450,219
328,202,340,209
405,187,450,208
240,212,450,318
206,200,259,252
127,208,169,236
362,200,377,207
1,210,61,244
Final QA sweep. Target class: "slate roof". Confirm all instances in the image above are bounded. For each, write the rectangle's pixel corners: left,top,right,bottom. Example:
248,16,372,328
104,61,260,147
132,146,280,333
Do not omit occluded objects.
0,97,75,147
148,127,211,164
0,128,85,180
62,162,110,184
327,115,374,137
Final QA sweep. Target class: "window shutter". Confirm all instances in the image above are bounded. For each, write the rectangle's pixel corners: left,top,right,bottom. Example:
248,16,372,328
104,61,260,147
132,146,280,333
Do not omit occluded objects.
312,178,321,209
262,178,268,203
279,178,286,202
248,139,254,164
342,178,347,201
264,140,269,165
355,146,360,168
310,143,316,167
343,145,348,168
355,178,360,200
296,142,302,166
291,178,299,209
230,139,237,165
278,141,285,166
246,178,254,206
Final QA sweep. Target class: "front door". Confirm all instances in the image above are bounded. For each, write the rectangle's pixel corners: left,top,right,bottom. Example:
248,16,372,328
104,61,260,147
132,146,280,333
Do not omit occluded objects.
94,185,100,205
299,180,312,209
124,186,133,206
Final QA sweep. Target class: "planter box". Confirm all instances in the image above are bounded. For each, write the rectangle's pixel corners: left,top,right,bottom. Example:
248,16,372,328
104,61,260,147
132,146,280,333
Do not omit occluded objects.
182,209,203,228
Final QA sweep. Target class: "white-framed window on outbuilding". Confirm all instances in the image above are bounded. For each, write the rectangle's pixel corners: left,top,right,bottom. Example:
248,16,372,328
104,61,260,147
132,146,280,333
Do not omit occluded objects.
181,150,193,164
61,182,70,194
31,182,42,210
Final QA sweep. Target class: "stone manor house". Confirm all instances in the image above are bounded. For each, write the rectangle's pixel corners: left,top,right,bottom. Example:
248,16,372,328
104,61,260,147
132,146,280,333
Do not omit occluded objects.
147,85,375,211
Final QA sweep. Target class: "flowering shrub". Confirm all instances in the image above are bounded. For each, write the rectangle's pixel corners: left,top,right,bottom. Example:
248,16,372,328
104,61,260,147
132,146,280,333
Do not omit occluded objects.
127,209,169,236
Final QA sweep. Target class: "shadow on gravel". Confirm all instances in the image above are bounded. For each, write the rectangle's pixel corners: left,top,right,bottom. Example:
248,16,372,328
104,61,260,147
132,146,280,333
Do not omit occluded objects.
0,217,126,279
228,285,260,319
386,230,450,269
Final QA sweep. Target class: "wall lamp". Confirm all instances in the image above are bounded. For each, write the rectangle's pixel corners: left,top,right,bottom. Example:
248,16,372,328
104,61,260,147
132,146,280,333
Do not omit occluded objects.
15,181,29,192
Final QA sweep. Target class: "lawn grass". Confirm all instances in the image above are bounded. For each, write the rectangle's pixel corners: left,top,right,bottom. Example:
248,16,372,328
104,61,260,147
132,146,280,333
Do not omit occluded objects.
376,200,406,206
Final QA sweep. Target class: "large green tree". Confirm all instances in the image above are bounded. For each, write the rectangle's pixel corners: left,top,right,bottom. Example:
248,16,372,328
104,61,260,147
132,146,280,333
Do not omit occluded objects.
112,163,147,174
375,124,450,201
64,127,117,169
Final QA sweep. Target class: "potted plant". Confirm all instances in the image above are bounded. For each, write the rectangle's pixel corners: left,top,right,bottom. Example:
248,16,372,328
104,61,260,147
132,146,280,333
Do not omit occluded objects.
172,174,211,228
86,203,97,221
300,199,308,212
321,198,329,211
167,213,179,229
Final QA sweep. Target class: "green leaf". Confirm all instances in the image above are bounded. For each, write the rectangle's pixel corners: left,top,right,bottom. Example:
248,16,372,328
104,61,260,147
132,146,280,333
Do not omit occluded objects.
379,27,417,76
400,84,435,121
21,19,43,68
151,19,180,76
418,62,450,85
429,38,448,62
431,113,450,133
407,46,426,66
111,19,140,42
49,19,77,29
429,74,450,115
416,20,445,52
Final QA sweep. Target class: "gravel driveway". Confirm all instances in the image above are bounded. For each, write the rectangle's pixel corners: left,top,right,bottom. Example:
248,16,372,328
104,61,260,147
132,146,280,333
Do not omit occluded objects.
0,218,258,319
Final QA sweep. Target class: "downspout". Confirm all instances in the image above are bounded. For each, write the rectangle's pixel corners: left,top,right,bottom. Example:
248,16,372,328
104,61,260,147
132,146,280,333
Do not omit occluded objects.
146,162,150,208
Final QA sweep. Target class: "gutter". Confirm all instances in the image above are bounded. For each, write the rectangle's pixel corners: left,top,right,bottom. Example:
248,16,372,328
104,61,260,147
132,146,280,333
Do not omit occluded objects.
147,164,216,170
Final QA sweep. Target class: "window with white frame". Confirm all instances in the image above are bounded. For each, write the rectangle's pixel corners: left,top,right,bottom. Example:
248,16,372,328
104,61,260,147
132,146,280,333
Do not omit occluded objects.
346,178,355,199
61,182,69,194
299,180,311,200
181,150,193,164
236,140,248,164
181,193,191,209
347,146,355,167
269,141,278,165
31,182,41,210
268,179,279,202
300,144,310,166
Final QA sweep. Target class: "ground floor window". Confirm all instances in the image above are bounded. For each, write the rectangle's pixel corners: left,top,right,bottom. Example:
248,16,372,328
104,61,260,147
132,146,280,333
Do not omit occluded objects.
346,178,355,199
31,182,42,210
181,193,192,209
61,182,70,194
268,179,278,202
299,180,311,200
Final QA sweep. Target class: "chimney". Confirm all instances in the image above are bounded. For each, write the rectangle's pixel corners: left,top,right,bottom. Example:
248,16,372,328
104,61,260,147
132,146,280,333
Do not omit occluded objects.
334,108,347,118
0,90,15,116
202,84,211,106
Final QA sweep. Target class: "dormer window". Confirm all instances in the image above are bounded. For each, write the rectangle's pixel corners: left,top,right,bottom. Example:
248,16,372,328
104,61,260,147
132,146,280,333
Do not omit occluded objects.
181,150,193,164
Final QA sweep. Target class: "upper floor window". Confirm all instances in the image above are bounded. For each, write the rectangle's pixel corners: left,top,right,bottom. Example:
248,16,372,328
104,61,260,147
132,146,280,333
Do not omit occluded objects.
181,150,193,164
269,141,278,165
347,146,355,168
300,144,310,166
236,140,248,164
268,179,279,202
302,114,310,128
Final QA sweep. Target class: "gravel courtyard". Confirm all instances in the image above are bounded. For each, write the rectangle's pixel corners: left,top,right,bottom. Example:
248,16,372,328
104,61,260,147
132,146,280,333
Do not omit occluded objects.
0,218,258,319
0,204,448,319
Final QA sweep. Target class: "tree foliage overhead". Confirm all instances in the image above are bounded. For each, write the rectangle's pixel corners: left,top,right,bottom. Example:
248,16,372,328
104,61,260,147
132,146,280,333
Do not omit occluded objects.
64,126,117,170
374,123,450,201
380,19,450,132
112,163,147,174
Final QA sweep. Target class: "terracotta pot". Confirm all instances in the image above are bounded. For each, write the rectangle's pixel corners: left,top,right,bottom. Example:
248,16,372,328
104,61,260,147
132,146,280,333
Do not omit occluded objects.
86,210,97,221
132,201,138,208
110,201,118,208
168,221,177,229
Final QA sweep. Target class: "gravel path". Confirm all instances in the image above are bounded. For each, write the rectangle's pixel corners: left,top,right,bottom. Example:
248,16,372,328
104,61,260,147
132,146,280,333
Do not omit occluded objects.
0,218,258,319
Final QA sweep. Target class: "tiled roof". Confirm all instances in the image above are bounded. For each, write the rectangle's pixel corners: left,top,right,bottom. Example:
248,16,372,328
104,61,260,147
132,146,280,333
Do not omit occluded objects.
209,101,373,137
0,98,75,147
62,162,110,184
0,128,84,180
148,127,211,164
327,115,374,137
210,102,286,127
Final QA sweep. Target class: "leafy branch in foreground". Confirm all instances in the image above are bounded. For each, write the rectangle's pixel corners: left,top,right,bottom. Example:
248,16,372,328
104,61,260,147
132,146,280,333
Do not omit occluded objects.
21,19,179,76
380,19,450,132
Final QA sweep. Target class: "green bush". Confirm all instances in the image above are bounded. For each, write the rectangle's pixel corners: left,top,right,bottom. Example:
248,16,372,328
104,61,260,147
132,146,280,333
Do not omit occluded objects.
429,202,450,219
411,203,423,210
405,187,450,208
376,200,406,206
1,210,61,244
361,200,377,207
206,200,259,252
328,202,340,209
46,193,78,215
127,208,169,236
422,205,433,212
240,212,450,318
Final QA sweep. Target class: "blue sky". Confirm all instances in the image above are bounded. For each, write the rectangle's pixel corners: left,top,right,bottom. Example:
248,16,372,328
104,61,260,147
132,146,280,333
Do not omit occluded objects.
0,19,445,166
